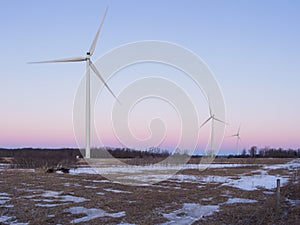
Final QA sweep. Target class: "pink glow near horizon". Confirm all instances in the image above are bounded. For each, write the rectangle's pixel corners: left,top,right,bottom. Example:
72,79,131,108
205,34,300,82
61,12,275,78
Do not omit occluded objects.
1,113,299,151
1,115,299,151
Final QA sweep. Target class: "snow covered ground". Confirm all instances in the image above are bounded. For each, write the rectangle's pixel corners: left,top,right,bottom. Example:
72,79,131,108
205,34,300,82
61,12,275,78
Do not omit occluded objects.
70,163,258,175
0,158,299,224
66,206,125,224
70,159,300,188
162,203,220,225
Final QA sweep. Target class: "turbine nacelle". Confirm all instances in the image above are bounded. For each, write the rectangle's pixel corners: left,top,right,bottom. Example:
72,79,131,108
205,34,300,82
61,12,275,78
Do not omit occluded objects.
199,98,227,157
229,124,242,154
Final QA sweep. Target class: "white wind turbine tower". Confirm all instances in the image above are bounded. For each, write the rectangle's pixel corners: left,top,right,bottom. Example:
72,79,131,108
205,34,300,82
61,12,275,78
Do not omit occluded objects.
199,98,227,157
230,124,242,155
29,7,119,158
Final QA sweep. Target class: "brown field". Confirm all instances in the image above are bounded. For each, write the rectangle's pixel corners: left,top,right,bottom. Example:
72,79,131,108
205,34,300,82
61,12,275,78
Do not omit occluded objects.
0,158,299,224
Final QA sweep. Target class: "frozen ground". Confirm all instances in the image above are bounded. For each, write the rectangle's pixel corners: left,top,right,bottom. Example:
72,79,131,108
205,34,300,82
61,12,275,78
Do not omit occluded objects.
66,206,125,223
70,159,300,189
0,158,299,224
162,203,220,225
70,163,258,175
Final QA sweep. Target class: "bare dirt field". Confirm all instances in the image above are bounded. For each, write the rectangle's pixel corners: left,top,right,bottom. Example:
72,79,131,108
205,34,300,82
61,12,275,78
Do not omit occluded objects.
0,158,299,225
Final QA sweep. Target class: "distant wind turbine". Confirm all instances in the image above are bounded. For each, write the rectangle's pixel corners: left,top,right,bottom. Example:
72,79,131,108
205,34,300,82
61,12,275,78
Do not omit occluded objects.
29,6,120,158
199,97,227,157
229,124,242,155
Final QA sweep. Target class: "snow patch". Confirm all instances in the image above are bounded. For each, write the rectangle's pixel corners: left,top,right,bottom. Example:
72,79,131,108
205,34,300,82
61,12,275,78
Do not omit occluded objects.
225,198,257,204
162,203,219,224
32,190,87,206
223,173,289,191
0,192,12,207
66,206,125,223
84,185,98,189
70,164,257,176
36,203,63,207
286,198,300,206
104,188,132,194
0,215,28,225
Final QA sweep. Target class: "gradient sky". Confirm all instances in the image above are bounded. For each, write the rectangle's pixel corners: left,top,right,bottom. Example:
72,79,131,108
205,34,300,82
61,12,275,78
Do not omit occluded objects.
0,0,299,154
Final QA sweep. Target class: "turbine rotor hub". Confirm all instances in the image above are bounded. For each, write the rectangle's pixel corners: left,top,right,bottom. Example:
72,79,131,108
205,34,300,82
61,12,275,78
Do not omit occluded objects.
86,52,91,59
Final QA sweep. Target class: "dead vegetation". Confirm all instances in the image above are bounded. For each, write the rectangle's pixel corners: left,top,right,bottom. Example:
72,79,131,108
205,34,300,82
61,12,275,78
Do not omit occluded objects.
10,155,78,174
0,159,299,224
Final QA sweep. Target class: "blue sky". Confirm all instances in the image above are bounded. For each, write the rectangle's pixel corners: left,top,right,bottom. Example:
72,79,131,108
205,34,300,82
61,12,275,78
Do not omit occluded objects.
0,0,299,154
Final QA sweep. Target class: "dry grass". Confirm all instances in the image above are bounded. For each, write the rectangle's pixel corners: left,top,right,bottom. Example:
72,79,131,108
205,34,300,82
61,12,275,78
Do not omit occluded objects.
77,157,294,166
0,159,299,224
187,157,293,165
10,157,77,170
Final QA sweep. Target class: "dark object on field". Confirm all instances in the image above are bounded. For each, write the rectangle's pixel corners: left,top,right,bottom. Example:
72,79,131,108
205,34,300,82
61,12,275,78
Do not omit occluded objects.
46,165,70,174
46,168,55,173
57,167,70,173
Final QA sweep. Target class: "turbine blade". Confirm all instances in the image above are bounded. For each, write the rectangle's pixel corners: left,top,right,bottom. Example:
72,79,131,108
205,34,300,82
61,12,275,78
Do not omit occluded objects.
28,56,86,64
206,94,213,116
89,61,121,104
238,123,241,134
214,117,227,125
89,6,109,56
199,116,212,129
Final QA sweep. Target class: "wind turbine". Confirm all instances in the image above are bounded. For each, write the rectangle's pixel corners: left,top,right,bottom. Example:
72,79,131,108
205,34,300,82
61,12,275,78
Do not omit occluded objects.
199,97,227,157
29,7,119,158
230,124,242,155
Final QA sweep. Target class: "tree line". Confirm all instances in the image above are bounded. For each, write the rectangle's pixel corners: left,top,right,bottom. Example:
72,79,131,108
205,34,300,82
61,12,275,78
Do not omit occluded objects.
1,146,300,159
233,146,300,158
0,147,171,159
